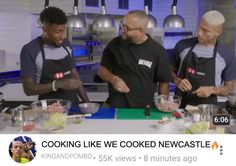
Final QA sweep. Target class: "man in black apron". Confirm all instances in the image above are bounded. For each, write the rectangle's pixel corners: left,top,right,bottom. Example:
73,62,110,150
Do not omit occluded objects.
98,10,172,108
20,7,89,106
171,10,236,108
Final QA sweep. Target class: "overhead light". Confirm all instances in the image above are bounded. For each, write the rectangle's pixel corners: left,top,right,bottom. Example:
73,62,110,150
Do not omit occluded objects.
163,0,185,28
67,0,86,28
67,15,86,28
144,0,157,28
37,0,49,27
92,0,114,29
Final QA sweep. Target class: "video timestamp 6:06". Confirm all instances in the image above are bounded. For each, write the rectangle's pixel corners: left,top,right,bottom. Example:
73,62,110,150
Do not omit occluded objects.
213,115,230,125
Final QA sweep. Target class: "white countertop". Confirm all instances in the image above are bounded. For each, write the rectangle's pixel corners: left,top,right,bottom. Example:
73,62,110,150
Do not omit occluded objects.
1,118,233,134
0,65,20,73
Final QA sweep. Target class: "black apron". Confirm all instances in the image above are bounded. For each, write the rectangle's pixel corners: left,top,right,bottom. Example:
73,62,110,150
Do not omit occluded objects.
175,41,218,108
108,40,156,108
38,37,79,106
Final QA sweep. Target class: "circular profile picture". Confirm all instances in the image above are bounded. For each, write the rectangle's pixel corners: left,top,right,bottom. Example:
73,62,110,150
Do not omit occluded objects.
9,136,37,164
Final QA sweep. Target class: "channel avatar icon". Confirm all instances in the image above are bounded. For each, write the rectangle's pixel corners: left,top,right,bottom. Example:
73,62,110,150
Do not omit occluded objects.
9,136,37,164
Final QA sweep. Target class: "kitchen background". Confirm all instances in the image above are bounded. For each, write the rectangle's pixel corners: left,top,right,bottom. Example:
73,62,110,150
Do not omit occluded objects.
0,0,235,66
0,0,235,101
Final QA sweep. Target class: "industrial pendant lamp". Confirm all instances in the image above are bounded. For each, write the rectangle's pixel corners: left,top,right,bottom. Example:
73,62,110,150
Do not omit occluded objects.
67,0,86,28
37,0,49,27
44,0,49,9
92,0,114,29
163,0,185,28
144,0,157,28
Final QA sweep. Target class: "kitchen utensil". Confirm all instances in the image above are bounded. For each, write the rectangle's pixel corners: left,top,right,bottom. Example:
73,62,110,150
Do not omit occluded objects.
78,103,100,114
0,114,9,131
227,92,236,106
198,104,219,121
31,99,71,130
154,94,182,112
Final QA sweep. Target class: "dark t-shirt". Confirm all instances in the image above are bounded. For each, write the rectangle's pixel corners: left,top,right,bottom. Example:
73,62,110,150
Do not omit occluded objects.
101,35,172,108
20,36,75,82
172,37,236,83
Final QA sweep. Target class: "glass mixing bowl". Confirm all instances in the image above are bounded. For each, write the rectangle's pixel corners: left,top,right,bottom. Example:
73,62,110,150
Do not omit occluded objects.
31,99,71,130
154,94,182,112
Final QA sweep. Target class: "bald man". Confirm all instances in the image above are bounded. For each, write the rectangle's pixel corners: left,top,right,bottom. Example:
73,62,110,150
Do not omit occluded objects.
11,141,29,163
99,10,172,108
171,10,236,108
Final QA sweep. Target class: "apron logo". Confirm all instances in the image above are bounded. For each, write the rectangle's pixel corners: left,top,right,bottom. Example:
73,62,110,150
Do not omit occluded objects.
138,59,152,68
54,72,64,79
187,67,196,75
187,67,206,76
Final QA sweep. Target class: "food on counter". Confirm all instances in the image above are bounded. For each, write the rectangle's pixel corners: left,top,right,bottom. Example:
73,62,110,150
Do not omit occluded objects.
30,99,71,130
47,102,65,113
72,117,83,124
216,127,225,134
157,101,179,112
192,112,201,122
172,111,182,118
156,115,176,125
184,121,209,134
21,123,35,131
185,105,200,114
40,102,68,130
43,112,67,130
154,95,181,112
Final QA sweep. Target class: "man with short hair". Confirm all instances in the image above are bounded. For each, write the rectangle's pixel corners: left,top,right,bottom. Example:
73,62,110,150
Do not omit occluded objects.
99,10,172,108
11,141,29,163
171,10,236,107
20,7,89,105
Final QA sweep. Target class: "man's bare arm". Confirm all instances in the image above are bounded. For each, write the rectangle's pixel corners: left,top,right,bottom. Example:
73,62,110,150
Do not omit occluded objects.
71,68,89,102
193,80,235,98
158,82,169,95
22,78,53,96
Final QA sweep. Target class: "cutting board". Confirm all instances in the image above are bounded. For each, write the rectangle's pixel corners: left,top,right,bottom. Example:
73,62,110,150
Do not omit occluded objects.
69,107,116,119
116,108,171,120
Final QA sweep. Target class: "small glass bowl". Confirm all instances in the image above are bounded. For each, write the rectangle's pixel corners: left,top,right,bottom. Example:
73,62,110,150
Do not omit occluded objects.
31,99,71,130
156,115,176,126
154,94,182,112
21,120,36,132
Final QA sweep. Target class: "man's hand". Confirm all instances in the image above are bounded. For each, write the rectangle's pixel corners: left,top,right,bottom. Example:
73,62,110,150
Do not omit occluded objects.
55,79,82,90
193,86,214,98
98,66,129,93
175,78,192,92
111,76,130,93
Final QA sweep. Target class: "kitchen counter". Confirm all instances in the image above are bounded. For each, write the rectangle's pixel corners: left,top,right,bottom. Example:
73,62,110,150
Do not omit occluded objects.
1,107,234,134
1,116,234,134
0,119,185,134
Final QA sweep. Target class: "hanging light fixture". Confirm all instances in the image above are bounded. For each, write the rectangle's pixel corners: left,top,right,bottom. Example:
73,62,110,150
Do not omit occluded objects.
163,0,185,28
92,0,114,29
37,0,49,27
44,0,49,9
144,0,157,28
67,0,86,28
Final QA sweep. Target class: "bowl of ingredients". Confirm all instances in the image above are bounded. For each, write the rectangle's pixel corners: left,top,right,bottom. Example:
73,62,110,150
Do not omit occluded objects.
21,120,36,132
227,92,236,106
31,99,71,130
154,94,182,112
183,121,209,134
0,114,9,131
78,103,100,114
